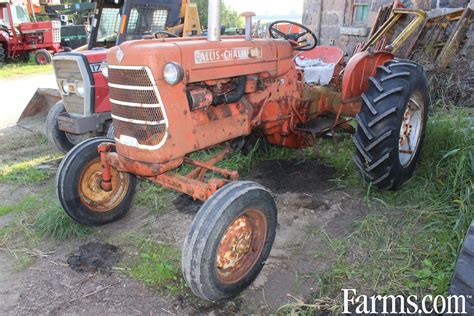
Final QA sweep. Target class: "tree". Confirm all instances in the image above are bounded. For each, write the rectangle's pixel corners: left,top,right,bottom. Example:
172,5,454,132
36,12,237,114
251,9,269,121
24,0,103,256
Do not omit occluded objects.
193,0,244,29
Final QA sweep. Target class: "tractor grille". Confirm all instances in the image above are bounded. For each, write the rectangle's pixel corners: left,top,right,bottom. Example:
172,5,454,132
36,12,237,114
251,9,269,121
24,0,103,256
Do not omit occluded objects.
109,68,153,86
109,87,159,104
53,58,85,115
52,21,61,43
108,66,168,149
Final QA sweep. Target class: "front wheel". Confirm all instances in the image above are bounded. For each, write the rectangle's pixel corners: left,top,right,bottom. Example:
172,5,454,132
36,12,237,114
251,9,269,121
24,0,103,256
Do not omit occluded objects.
34,49,52,65
56,137,137,226
182,181,277,301
353,59,430,190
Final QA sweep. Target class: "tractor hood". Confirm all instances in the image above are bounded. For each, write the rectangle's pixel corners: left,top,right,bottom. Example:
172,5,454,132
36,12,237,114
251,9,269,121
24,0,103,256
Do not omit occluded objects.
107,37,294,83
81,49,109,65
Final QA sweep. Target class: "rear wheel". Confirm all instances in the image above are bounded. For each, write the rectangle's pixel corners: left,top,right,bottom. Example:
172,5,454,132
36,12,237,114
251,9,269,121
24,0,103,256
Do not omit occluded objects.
353,59,430,190
46,101,78,153
182,181,277,301
20,52,30,63
450,221,474,314
34,49,52,65
0,45,5,65
56,137,136,226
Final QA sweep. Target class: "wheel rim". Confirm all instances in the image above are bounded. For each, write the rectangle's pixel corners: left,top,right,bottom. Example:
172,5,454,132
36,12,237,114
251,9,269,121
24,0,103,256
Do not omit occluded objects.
37,54,47,64
399,92,424,167
78,158,130,213
215,208,267,284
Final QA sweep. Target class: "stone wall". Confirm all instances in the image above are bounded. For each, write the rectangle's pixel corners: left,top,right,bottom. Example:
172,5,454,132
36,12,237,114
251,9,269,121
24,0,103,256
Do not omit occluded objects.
302,0,471,49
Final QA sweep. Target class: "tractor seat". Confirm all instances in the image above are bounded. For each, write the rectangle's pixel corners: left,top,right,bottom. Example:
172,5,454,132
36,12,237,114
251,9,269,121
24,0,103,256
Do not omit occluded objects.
294,46,344,85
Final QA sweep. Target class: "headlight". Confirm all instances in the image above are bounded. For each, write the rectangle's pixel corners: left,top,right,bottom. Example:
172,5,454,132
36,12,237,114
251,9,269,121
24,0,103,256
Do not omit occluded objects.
163,62,184,85
101,61,109,79
75,82,85,97
60,80,70,95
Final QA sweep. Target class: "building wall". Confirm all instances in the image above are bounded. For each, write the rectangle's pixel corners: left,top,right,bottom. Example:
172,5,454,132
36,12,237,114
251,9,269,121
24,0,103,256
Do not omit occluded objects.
302,0,470,51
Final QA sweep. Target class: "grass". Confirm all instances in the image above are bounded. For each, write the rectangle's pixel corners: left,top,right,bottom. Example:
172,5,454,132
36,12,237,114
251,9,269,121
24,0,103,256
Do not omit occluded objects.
0,155,60,184
0,195,38,217
35,204,92,241
0,132,48,153
0,184,92,270
0,60,53,79
287,110,473,313
135,181,177,214
120,236,184,295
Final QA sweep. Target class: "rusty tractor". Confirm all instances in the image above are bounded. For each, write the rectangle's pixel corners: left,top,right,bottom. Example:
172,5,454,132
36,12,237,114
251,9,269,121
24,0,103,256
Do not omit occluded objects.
56,0,430,301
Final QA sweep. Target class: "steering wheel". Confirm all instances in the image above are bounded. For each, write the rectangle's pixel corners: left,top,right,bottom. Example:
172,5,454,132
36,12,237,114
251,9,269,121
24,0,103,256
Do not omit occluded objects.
269,20,318,51
154,31,178,39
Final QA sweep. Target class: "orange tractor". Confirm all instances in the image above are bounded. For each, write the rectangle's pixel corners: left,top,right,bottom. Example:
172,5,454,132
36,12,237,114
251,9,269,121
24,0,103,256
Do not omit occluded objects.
56,0,430,301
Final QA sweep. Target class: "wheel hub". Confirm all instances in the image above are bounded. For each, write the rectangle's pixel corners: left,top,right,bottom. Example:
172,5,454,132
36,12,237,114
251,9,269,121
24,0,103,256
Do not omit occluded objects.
399,94,424,167
217,216,253,270
215,209,267,284
79,158,129,213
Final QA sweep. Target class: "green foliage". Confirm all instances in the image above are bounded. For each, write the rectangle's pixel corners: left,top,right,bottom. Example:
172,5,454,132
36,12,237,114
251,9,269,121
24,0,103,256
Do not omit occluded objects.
0,156,59,184
129,239,184,293
313,111,473,304
0,60,52,79
193,0,244,28
135,181,177,214
0,195,38,217
35,204,92,241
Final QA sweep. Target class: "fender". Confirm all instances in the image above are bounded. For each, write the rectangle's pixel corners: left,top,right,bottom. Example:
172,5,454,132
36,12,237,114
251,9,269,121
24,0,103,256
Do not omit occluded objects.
341,51,394,102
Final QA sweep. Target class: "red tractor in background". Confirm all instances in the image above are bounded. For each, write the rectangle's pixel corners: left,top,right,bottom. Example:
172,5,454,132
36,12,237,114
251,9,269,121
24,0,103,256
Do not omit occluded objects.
46,0,201,153
0,0,61,65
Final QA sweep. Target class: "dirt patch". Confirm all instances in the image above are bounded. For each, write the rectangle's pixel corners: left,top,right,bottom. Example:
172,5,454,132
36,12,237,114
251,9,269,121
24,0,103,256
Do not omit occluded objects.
172,194,203,214
67,242,121,273
248,159,336,194
0,126,372,314
0,213,15,229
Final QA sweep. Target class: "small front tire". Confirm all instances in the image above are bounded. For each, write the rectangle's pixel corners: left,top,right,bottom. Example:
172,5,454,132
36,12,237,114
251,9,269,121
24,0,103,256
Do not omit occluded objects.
56,137,136,226
34,49,52,65
182,181,277,301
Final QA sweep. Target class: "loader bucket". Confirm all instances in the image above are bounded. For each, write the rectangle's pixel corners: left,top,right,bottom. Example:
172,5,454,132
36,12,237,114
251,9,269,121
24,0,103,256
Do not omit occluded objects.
17,88,61,132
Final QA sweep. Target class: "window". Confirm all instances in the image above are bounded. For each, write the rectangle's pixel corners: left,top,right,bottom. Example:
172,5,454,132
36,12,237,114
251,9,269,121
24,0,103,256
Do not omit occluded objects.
12,5,30,24
352,0,369,25
3,5,30,25
126,8,168,40
96,8,120,43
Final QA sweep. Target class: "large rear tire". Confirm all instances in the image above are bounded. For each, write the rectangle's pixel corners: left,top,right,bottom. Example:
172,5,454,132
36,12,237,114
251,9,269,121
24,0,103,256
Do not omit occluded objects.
182,181,277,301
450,221,474,314
46,101,77,153
56,137,137,226
353,59,430,190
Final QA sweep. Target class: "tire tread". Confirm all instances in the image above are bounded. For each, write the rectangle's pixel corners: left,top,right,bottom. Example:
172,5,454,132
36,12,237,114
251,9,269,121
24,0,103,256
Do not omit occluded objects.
353,59,430,190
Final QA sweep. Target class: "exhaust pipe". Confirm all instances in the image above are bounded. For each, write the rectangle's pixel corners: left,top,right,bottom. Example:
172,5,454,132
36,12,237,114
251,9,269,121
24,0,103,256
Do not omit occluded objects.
207,0,221,41
241,12,256,41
